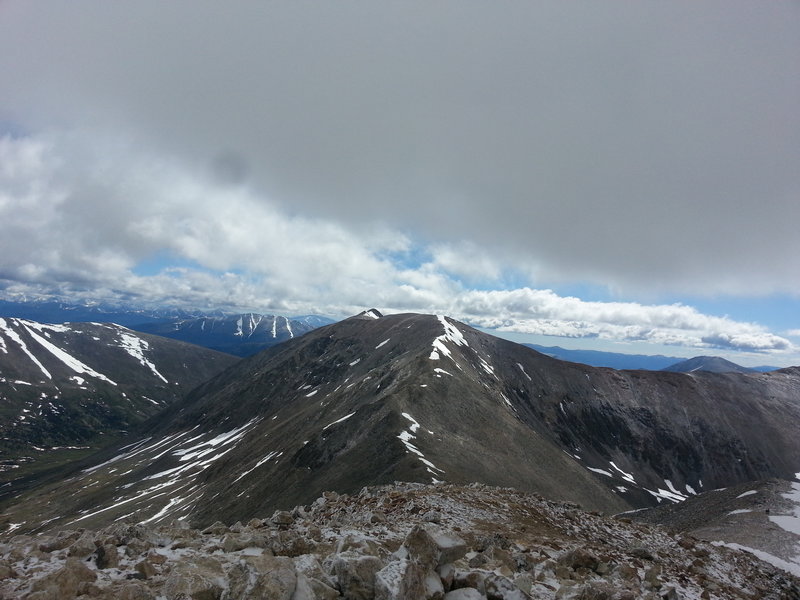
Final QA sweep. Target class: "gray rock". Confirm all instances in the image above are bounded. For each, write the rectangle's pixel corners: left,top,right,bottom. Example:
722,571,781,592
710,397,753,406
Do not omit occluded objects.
38,531,79,553
630,546,655,561
95,543,119,569
117,582,156,600
164,556,225,600
225,554,297,600
452,569,490,595
424,569,445,599
202,521,229,535
30,557,97,598
331,551,384,600
292,572,340,600
374,558,426,600
135,558,157,580
273,510,295,527
66,531,97,558
401,525,466,569
422,510,442,523
484,574,530,600
444,589,485,600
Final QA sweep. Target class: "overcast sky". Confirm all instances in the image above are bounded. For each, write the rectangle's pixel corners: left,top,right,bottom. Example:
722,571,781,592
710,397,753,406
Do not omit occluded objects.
1,1,799,365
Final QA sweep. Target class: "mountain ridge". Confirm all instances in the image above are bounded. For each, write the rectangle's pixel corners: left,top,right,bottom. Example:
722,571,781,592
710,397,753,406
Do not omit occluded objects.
0,317,238,488
3,311,799,536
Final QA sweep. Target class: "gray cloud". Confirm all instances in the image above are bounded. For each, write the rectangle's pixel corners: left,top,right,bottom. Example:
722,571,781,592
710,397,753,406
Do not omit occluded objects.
1,2,799,367
2,2,798,296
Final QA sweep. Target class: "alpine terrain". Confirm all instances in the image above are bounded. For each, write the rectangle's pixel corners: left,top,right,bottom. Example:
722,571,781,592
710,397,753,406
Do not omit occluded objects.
2,311,799,541
0,318,238,487
130,313,326,357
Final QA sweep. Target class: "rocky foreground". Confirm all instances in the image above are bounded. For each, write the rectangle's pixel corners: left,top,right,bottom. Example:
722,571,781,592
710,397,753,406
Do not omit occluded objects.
0,483,798,599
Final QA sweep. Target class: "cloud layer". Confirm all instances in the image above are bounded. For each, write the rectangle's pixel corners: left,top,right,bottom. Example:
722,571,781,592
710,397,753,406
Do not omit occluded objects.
1,2,798,363
0,133,793,358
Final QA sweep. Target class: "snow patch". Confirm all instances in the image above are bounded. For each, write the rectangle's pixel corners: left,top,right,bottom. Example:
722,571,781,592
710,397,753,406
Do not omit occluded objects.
429,315,467,362
516,363,531,381
0,318,52,379
322,412,356,431
117,332,168,383
375,339,390,349
587,467,613,478
737,490,758,499
609,461,636,484
712,541,800,578
25,325,116,385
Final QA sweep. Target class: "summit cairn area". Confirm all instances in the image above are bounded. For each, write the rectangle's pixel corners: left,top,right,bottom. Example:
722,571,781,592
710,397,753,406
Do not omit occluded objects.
1,483,797,599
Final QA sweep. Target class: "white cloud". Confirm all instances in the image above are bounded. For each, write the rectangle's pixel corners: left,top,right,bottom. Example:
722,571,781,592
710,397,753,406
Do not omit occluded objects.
0,131,795,359
447,289,793,353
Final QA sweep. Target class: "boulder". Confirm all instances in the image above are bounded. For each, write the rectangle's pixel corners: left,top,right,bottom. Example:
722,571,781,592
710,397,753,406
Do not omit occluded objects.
331,552,384,600
135,558,157,580
400,525,466,569
292,572,340,600
117,582,156,600
444,589,484,600
484,574,530,600
273,510,295,527
224,554,297,600
559,548,599,572
164,557,225,600
95,544,120,569
30,557,97,599
374,559,426,600
67,532,97,558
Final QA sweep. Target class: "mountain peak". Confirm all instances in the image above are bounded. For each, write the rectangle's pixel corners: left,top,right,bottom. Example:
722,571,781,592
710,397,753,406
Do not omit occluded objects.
661,355,753,374
353,308,383,320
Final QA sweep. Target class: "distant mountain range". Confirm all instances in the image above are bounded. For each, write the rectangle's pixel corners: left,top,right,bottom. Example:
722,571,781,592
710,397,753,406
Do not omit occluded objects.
5,310,799,536
0,299,336,357
525,343,779,372
131,313,332,357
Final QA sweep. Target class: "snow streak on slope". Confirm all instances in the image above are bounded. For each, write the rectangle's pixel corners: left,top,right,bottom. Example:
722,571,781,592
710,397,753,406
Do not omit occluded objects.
397,412,444,484
24,325,117,385
429,315,468,361
284,316,294,338
0,318,52,379
67,419,263,527
117,332,168,383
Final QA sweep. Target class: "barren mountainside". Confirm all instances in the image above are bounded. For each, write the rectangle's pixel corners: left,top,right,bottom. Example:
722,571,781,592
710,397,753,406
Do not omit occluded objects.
0,317,238,489
2,311,799,541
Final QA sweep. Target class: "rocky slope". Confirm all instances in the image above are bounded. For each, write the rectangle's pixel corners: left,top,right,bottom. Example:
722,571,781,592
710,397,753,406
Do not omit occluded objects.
634,476,800,578
1,483,797,600
0,318,238,488
2,311,799,536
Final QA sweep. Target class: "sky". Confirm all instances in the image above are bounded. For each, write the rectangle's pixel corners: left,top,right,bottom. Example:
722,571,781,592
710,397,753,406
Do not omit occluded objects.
1,2,799,366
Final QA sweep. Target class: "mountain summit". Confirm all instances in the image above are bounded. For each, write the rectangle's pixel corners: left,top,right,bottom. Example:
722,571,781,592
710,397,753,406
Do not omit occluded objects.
3,312,800,534
661,355,754,374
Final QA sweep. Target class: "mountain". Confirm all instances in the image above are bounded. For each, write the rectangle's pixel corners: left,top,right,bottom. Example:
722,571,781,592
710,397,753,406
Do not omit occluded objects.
662,355,754,374
1,482,797,599
523,344,686,370
3,311,799,536
0,298,217,328
291,314,338,328
0,317,238,486
129,313,321,357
